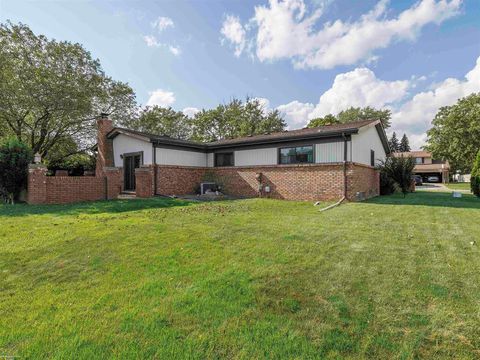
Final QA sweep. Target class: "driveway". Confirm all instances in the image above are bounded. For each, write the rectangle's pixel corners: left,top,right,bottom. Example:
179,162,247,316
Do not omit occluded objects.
416,183,450,191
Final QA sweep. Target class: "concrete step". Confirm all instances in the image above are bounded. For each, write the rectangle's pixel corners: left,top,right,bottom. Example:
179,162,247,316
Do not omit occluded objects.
118,192,137,200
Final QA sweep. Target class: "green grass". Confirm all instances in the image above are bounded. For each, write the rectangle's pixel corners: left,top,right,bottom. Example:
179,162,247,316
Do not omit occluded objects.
1,192,480,359
446,182,471,191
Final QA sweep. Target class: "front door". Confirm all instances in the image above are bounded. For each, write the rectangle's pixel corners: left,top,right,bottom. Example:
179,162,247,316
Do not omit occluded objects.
123,153,142,191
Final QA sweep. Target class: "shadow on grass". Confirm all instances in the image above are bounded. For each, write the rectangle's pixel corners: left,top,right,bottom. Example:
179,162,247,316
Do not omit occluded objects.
0,196,195,217
366,191,480,209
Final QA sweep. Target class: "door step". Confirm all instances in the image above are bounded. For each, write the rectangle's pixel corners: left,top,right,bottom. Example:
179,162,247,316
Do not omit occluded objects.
118,192,137,200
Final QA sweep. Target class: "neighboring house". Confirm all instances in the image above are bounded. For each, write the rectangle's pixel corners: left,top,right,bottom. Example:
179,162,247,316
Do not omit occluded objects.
393,151,450,183
103,117,389,201
27,116,389,204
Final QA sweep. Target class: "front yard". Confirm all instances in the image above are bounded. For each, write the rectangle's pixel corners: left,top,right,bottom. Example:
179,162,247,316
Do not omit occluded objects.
1,192,479,359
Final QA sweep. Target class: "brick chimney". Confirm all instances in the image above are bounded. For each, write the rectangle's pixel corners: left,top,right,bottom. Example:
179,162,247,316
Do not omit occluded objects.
95,113,114,177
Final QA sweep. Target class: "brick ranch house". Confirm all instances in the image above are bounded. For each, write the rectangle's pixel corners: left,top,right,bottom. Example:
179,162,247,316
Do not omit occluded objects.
27,115,390,204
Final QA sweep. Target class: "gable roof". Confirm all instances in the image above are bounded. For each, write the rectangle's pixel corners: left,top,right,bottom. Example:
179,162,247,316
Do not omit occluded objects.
107,119,390,153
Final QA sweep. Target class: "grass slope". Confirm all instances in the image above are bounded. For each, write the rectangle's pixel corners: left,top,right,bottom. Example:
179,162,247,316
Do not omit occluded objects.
1,192,479,359
445,182,471,191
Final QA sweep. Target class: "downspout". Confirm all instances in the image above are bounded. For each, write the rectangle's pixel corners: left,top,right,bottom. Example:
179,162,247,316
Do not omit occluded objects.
318,133,348,212
153,144,158,196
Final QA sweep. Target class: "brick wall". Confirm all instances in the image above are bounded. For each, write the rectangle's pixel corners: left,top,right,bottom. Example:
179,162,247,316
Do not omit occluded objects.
155,165,206,195
95,116,114,177
45,176,106,204
27,164,123,205
154,163,379,201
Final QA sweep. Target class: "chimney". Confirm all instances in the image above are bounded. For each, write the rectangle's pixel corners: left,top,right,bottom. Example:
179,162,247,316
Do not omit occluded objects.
95,113,114,177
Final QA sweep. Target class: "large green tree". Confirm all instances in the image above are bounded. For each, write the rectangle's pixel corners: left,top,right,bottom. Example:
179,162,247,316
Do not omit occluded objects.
399,133,411,152
0,21,137,158
388,132,400,152
425,93,480,173
306,106,391,129
121,106,192,140
191,98,286,142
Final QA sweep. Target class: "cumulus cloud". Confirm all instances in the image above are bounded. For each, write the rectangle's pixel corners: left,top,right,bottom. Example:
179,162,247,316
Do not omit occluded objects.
223,0,462,69
168,45,181,56
220,15,247,57
309,67,410,118
146,89,176,107
272,56,480,150
277,100,315,129
144,35,161,47
152,16,174,32
182,107,200,117
390,55,480,148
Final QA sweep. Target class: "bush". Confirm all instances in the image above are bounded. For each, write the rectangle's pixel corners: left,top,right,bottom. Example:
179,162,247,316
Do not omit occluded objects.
377,155,415,197
0,138,32,204
471,150,480,197
379,171,396,195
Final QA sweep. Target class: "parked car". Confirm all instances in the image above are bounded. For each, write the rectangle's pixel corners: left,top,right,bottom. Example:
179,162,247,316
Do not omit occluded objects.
413,175,423,186
427,175,440,183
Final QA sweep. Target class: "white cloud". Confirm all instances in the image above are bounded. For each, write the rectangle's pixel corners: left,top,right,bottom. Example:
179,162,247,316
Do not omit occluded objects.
224,0,462,69
309,67,410,118
220,15,246,57
152,16,174,32
277,100,315,129
146,89,176,107
168,45,181,56
144,35,161,47
183,107,200,117
273,56,480,150
390,55,480,149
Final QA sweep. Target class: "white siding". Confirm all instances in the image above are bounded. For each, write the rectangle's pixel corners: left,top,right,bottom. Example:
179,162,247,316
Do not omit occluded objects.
207,153,214,167
351,125,386,166
234,148,277,166
315,141,351,163
155,147,207,167
113,134,153,167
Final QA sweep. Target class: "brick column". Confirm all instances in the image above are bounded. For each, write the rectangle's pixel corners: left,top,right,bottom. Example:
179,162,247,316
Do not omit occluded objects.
135,166,154,198
27,164,47,204
95,114,114,177
105,167,122,200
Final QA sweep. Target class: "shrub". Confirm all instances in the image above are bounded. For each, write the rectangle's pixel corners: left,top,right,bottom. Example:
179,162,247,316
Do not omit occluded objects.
471,150,480,197
377,155,415,197
0,138,32,204
379,171,396,195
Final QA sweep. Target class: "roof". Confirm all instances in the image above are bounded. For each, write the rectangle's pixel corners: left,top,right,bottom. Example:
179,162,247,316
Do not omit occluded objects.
107,119,390,153
393,150,431,158
414,163,450,172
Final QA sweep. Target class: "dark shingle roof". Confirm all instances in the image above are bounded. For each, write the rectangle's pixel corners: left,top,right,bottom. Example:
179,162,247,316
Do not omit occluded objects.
206,119,378,147
107,119,389,152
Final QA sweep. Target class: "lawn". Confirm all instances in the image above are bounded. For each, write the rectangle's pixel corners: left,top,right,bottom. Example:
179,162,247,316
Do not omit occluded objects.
446,182,471,191
1,192,479,359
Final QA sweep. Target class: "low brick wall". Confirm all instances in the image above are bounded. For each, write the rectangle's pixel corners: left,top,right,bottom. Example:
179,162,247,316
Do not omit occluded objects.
27,164,122,205
154,163,379,201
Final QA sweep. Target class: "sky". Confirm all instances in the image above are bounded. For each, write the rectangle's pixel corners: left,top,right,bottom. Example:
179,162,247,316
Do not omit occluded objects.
1,0,479,149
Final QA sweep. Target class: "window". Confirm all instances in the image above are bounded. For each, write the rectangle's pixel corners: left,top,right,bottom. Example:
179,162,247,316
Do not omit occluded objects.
415,157,424,164
370,150,375,167
215,152,234,167
279,146,314,164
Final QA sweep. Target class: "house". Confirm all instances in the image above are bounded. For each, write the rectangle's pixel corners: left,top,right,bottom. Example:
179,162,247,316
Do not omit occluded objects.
26,115,389,204
99,116,389,201
393,151,450,183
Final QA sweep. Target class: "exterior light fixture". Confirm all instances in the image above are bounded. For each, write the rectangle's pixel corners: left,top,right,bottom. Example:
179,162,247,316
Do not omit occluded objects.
34,152,42,164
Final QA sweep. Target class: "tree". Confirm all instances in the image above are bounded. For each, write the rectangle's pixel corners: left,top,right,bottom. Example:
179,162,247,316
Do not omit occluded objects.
425,93,480,173
388,132,400,152
0,21,137,159
121,106,192,140
191,98,286,142
0,138,32,204
337,106,392,129
471,150,480,197
307,114,339,128
399,133,411,152
377,155,415,197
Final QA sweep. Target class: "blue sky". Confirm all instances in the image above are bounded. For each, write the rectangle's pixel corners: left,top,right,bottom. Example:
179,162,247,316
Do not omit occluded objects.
1,0,479,148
